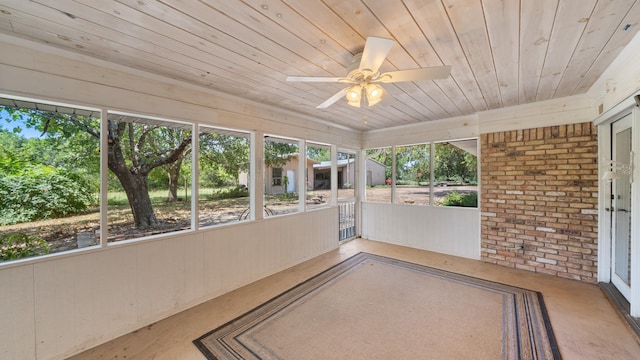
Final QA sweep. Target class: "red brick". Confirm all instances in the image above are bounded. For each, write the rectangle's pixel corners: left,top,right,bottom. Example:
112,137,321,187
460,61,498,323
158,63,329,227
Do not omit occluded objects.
481,122,597,283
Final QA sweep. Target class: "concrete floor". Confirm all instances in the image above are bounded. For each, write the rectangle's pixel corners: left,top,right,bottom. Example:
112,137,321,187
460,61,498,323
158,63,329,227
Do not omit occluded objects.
69,239,640,359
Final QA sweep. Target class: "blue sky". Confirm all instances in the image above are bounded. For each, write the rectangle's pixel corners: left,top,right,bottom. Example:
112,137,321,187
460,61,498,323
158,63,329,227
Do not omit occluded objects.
0,109,44,138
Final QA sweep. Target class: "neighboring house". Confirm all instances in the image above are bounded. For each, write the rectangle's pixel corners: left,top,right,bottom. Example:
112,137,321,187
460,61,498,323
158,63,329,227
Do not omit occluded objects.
313,158,386,189
263,155,318,194
364,158,386,187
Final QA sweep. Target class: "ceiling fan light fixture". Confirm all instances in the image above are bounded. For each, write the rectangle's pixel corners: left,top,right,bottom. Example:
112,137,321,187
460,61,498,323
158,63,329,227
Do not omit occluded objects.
285,37,451,109
346,85,362,107
365,83,383,106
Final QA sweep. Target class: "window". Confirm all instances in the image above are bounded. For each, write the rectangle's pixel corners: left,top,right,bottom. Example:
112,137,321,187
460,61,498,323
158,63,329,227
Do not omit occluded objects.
0,97,100,261
107,112,193,242
365,140,478,208
394,143,431,205
198,126,251,227
434,140,478,207
264,136,300,216
306,142,331,210
272,167,283,186
365,147,392,203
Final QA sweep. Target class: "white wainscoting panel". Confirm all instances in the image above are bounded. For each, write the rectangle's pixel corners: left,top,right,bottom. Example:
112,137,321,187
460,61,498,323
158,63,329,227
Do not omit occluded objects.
361,202,480,260
0,265,35,359
0,208,338,360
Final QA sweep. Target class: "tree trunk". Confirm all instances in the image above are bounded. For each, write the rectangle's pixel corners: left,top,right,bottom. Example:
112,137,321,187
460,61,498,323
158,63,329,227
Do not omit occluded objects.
166,157,183,202
118,171,158,228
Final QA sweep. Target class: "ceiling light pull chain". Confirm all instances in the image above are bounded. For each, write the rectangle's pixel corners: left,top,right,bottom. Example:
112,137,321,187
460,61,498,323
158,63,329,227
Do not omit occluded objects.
362,103,368,127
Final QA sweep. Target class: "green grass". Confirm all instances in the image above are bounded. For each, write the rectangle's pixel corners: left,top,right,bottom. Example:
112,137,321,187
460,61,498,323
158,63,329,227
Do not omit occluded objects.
107,186,250,207
107,189,194,206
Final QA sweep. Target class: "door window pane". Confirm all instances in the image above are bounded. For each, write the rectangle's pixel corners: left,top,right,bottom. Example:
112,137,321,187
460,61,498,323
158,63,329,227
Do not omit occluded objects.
614,127,632,285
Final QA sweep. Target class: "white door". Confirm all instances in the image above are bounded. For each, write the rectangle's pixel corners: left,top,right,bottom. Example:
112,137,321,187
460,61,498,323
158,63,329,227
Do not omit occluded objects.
286,170,295,193
611,115,633,300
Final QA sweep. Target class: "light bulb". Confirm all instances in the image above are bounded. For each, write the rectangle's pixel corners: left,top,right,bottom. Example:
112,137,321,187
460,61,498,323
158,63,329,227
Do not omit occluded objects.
365,84,383,106
345,85,362,107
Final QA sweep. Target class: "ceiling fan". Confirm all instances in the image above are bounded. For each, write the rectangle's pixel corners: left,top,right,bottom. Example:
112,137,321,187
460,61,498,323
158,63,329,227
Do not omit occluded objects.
286,36,451,109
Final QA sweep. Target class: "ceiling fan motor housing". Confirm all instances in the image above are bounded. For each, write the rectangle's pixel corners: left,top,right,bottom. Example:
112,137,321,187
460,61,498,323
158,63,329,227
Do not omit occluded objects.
347,52,377,82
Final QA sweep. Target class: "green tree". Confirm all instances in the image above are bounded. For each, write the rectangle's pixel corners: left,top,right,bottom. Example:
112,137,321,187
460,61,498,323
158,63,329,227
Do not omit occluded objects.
434,143,477,183
306,146,330,161
2,106,191,228
153,127,191,202
0,130,27,174
199,132,250,186
1,116,98,225
395,144,430,183
264,139,298,167
106,117,191,227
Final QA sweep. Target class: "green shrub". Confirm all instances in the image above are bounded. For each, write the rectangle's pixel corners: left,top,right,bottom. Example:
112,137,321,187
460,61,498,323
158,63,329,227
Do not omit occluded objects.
207,186,249,200
0,165,96,225
439,191,477,207
395,180,417,186
0,233,50,261
279,192,298,200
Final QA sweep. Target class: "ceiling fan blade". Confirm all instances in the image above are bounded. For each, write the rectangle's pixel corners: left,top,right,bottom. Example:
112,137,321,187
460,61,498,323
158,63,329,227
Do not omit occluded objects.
316,88,347,109
358,37,395,73
377,66,451,83
286,75,346,83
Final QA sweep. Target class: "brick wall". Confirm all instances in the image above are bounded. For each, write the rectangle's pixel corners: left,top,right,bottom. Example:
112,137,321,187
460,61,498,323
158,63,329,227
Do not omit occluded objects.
480,123,598,283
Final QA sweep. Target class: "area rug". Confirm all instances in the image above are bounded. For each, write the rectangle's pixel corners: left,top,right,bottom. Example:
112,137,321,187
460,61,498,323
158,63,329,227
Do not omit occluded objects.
194,252,560,359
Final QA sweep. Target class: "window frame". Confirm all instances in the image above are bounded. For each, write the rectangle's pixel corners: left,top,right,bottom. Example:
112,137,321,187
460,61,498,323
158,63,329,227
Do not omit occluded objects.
105,110,196,244
197,124,253,229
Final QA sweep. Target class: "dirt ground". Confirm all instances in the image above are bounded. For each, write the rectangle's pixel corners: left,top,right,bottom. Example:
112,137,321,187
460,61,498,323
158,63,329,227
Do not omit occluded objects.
364,185,476,205
0,185,476,257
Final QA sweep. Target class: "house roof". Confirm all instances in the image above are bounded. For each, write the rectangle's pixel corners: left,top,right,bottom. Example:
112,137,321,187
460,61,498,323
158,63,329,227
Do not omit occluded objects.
0,1,638,131
314,158,354,170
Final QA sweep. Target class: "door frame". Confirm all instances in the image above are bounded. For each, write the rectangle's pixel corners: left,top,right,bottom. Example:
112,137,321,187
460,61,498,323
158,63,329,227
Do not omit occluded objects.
336,148,359,241
610,115,632,300
595,96,640,316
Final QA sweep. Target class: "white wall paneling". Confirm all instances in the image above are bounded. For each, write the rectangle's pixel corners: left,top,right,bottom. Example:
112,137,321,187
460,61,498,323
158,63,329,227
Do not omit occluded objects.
1,209,338,359
361,94,597,149
0,39,345,359
362,114,478,149
0,266,35,359
361,203,480,260
478,94,596,134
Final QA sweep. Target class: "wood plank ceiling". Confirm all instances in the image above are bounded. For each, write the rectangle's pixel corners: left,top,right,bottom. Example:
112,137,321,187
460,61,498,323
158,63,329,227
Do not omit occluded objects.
0,0,638,131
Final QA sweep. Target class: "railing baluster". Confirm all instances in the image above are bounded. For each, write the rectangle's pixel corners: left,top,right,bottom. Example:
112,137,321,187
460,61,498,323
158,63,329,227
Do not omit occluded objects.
338,200,356,241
